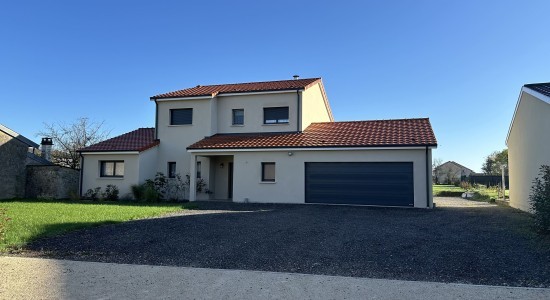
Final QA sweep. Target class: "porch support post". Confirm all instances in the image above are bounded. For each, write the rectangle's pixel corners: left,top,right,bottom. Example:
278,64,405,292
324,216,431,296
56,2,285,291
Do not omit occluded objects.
189,154,197,201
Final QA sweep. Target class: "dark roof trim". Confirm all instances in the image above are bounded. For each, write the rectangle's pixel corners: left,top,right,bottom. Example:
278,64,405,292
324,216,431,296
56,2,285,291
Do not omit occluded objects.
150,87,308,100
78,140,160,153
188,143,438,150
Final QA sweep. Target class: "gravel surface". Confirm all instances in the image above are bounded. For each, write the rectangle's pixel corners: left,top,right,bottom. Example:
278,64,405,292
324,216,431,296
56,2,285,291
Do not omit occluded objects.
21,197,550,287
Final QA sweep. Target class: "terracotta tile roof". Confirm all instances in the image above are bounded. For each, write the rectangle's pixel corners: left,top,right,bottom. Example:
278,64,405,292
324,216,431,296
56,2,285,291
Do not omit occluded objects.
525,82,550,97
188,118,437,150
79,128,159,152
151,78,321,99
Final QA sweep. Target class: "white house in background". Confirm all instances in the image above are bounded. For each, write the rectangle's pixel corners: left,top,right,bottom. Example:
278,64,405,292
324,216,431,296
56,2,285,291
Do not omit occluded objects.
507,82,550,212
79,77,438,208
434,161,475,184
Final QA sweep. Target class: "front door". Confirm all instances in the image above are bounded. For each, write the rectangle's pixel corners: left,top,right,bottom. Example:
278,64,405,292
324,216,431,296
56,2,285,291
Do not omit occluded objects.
228,162,233,199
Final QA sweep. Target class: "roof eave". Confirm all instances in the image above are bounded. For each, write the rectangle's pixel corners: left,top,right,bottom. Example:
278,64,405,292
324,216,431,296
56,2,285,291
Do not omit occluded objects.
187,143,438,151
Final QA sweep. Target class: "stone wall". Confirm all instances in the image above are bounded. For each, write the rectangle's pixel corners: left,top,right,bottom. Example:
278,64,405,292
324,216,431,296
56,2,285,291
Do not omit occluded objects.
25,165,79,199
0,131,28,199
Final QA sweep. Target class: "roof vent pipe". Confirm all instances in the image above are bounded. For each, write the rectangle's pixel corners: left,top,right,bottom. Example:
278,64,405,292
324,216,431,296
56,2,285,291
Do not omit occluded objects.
293,75,300,80
40,137,53,161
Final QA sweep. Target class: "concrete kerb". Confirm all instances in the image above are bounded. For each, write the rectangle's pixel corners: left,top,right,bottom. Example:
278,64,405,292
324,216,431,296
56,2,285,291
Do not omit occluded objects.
1,256,550,300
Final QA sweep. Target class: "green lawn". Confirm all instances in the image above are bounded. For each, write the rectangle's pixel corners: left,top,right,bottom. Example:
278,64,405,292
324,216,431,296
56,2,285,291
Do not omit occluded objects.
433,184,466,194
433,184,509,199
0,199,185,252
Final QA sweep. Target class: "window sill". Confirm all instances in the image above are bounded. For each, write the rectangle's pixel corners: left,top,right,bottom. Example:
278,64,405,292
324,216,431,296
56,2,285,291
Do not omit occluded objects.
97,177,124,180
262,123,289,126
260,181,276,184
168,124,193,127
231,124,245,127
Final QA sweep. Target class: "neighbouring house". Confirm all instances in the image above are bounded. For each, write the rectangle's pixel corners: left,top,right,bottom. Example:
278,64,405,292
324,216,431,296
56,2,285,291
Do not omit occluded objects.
0,123,79,199
506,82,550,212
434,161,475,184
79,77,438,208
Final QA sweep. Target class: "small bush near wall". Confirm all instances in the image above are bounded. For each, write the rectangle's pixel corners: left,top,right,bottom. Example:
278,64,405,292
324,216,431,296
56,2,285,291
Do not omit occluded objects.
530,165,550,232
83,187,102,201
102,185,119,201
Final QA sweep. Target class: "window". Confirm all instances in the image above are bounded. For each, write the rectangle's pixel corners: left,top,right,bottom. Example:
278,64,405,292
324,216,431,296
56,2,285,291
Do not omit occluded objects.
100,161,124,177
196,161,202,179
232,109,244,125
170,108,193,125
168,162,177,178
261,162,276,182
263,107,289,124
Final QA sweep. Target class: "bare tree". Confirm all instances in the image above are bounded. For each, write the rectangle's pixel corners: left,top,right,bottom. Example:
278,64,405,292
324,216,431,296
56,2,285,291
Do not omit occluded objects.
432,158,443,184
37,117,110,169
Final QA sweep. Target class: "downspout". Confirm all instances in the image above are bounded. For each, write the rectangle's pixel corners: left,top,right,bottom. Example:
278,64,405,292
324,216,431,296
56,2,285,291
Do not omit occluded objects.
79,153,84,197
425,146,430,208
154,99,159,139
296,90,301,132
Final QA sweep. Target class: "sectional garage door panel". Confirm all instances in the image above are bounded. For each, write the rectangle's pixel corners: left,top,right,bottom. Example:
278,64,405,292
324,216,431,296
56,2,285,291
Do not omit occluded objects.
305,162,414,206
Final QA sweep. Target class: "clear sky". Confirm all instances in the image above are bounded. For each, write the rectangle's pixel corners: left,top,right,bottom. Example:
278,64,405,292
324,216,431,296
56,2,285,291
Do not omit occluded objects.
1,0,549,172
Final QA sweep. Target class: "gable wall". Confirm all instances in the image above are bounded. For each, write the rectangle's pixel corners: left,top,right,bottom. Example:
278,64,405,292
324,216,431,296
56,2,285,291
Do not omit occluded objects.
301,82,332,130
508,91,550,212
0,130,29,198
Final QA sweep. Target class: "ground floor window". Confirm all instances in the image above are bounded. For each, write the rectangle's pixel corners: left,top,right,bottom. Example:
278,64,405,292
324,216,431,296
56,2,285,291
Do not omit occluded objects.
261,162,276,182
197,161,202,179
168,162,177,178
100,161,124,177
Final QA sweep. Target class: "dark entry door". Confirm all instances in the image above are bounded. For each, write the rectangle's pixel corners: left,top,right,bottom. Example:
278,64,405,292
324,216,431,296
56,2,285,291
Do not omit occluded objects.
305,162,414,206
228,162,233,199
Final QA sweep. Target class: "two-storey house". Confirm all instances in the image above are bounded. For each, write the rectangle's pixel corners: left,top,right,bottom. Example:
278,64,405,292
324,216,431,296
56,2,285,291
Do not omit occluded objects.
79,77,437,207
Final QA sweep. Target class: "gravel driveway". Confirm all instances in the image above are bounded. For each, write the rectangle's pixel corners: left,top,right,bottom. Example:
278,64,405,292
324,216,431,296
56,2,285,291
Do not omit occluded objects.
23,197,550,287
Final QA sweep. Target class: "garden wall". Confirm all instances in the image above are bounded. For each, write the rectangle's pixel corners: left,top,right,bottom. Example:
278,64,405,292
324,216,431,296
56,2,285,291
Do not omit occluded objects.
25,165,79,199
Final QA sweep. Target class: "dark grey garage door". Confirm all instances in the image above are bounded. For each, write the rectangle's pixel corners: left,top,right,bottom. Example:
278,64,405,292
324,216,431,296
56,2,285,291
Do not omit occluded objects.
305,162,414,206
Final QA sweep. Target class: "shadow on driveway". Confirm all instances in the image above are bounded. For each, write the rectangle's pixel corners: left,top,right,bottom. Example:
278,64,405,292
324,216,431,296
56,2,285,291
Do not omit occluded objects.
23,199,550,287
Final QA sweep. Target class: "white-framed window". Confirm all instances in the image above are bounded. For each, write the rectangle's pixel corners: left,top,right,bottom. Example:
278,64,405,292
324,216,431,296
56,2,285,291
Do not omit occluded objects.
261,162,275,182
100,161,124,177
232,109,244,125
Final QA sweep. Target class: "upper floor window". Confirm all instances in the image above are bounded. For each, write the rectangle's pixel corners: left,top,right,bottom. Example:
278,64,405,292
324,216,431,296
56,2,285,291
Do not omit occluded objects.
232,109,244,125
264,107,289,124
100,161,124,177
170,108,193,125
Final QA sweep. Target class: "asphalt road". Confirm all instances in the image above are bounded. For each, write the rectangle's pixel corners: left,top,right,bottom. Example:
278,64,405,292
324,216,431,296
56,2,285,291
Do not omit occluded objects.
22,198,550,287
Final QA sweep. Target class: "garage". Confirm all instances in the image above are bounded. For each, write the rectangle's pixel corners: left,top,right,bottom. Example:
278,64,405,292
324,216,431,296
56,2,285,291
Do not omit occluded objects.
305,162,414,206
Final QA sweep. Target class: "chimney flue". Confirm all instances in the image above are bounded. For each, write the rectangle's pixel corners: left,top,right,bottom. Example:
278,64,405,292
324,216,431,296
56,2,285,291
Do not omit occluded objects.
41,137,53,161
293,75,300,80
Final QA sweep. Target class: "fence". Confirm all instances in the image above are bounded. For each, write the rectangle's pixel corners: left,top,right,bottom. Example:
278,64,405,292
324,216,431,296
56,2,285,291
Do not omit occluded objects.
468,175,509,187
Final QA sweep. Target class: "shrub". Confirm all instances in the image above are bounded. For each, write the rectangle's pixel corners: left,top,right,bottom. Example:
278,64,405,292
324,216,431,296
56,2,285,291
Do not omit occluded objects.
529,165,550,232
435,191,464,197
166,174,186,201
0,208,11,243
131,184,146,201
102,184,119,201
185,174,208,193
143,185,160,202
460,181,472,190
83,187,102,201
145,172,168,200
472,191,491,202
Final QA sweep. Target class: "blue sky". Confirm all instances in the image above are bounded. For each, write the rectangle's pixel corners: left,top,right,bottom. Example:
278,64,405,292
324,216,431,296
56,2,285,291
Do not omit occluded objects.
1,0,549,171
